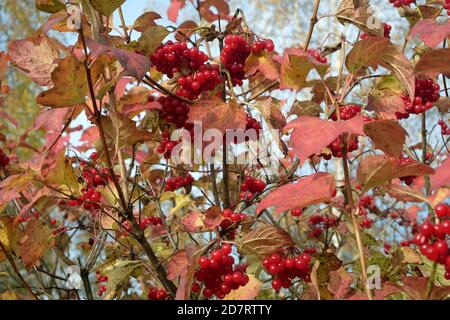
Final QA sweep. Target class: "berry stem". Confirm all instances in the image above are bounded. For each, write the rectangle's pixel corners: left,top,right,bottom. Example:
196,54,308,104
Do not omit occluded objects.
342,136,374,300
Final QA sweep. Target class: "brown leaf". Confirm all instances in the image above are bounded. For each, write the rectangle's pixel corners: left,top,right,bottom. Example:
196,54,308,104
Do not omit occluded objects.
175,21,198,42
0,52,10,81
254,97,286,131
237,225,294,257
8,35,58,86
136,25,170,55
188,97,247,134
285,115,365,164
256,172,336,215
132,12,162,32
289,100,322,117
410,19,450,49
203,206,224,229
384,184,430,204
198,0,231,22
364,120,407,157
356,154,434,192
415,48,450,76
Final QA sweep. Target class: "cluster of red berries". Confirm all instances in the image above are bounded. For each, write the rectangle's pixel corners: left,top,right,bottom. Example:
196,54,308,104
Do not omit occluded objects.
360,218,374,229
262,252,312,291
388,0,415,7
96,272,108,296
396,78,440,119
219,209,246,239
445,0,450,15
251,39,275,54
66,153,108,213
157,96,191,128
147,287,169,300
157,131,179,159
239,176,266,201
122,216,162,233
18,209,40,223
307,48,327,64
291,208,302,217
232,115,261,143
150,41,209,78
309,214,338,238
438,119,450,135
412,204,450,279
0,147,9,168
221,35,251,86
397,155,417,186
164,174,194,192
359,195,375,216
321,105,362,159
361,23,392,40
194,244,249,299
176,64,222,100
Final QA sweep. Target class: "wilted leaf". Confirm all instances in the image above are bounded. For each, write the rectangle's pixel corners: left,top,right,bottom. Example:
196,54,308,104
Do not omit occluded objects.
285,115,365,164
237,225,295,257
224,274,261,300
8,35,58,86
137,25,170,55
86,37,151,81
357,154,434,192
364,120,407,157
254,97,286,131
188,97,247,134
133,12,162,32
103,260,143,299
90,0,125,16
410,19,450,49
257,172,336,215
415,48,450,75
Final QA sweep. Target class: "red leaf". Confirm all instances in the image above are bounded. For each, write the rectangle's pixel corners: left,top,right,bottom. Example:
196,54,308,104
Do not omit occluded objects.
256,172,336,215
430,157,450,191
410,19,450,49
167,0,186,22
284,115,365,164
199,0,231,22
167,249,189,281
86,38,151,81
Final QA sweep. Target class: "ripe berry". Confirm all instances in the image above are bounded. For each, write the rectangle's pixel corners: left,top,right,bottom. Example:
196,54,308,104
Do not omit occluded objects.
291,208,302,217
435,203,449,219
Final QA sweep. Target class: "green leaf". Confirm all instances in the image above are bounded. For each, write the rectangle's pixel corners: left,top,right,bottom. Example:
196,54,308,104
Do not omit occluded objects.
90,0,125,17
136,25,169,55
103,260,143,299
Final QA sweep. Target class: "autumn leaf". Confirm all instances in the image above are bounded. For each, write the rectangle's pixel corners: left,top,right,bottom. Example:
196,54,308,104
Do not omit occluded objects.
237,225,295,257
224,274,262,300
103,260,143,299
35,0,65,13
100,112,153,152
410,19,450,49
203,206,224,229
284,115,365,164
415,48,450,76
90,0,125,17
256,172,336,215
86,37,151,81
198,0,231,22
136,25,170,55
254,97,286,131
167,0,186,22
8,35,58,86
0,52,10,81
430,157,450,191
36,55,102,108
383,184,430,204
175,21,198,42
187,97,247,134
346,37,415,98
364,120,407,157
289,100,322,117
132,12,162,32
367,89,406,120
182,211,206,233
357,154,434,192
280,47,328,90
245,51,279,81
327,268,353,300
43,148,80,196
167,249,189,281
15,219,55,270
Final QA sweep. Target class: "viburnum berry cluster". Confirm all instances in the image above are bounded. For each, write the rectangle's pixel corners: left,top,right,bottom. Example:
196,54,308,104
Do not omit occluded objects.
359,195,375,216
262,252,312,292
309,214,338,238
96,272,108,297
388,0,415,8
438,119,450,135
164,174,194,192
320,105,361,159
307,48,327,63
0,147,9,168
194,244,249,299
412,203,450,279
176,64,222,100
157,96,191,128
157,130,179,159
361,23,392,40
218,209,246,239
397,154,417,185
232,115,261,143
445,0,450,15
147,287,169,300
239,176,266,201
291,208,302,217
150,41,208,78
396,78,440,119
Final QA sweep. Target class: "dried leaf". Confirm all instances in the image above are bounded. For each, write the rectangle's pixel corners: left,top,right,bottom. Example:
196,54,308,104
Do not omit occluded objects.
137,25,170,55
133,12,162,32
415,48,450,76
